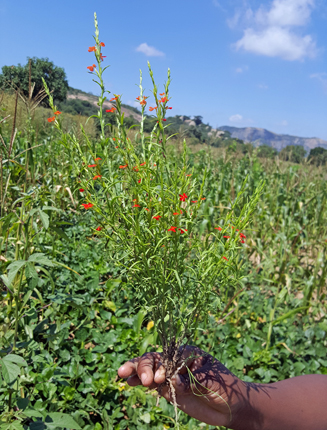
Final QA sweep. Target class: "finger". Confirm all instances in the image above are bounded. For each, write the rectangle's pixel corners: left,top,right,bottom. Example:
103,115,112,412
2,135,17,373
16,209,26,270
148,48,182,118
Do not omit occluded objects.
137,352,162,387
126,374,142,386
154,363,166,384
118,357,140,379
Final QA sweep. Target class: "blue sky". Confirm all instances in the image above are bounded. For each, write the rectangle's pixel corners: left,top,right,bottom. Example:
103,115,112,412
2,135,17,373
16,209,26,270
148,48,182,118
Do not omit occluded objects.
0,0,326,140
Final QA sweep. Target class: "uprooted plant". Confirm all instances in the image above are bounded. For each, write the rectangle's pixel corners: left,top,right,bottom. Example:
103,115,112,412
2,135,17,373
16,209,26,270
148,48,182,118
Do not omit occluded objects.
43,12,264,425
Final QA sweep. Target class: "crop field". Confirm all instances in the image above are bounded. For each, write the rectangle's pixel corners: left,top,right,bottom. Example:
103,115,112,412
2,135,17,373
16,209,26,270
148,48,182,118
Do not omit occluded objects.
1,21,327,430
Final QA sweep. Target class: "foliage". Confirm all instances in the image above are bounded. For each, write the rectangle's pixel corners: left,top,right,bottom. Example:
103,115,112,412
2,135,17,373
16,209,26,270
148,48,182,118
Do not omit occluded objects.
0,57,68,104
308,146,327,166
279,144,306,164
256,144,277,159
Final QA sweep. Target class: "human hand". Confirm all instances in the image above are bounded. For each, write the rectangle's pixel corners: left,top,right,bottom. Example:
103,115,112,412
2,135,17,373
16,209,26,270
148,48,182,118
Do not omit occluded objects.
118,345,246,427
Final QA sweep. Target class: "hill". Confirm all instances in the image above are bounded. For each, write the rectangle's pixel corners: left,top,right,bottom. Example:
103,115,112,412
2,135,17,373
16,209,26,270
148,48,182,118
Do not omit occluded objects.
218,126,327,153
60,87,142,122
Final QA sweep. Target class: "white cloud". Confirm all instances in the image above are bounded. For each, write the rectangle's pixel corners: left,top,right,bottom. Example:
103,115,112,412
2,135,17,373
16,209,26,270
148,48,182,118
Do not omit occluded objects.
229,114,244,122
258,83,268,89
310,72,327,93
235,65,249,73
136,43,165,57
255,0,314,27
212,0,227,12
235,27,316,60
280,120,288,126
232,0,317,61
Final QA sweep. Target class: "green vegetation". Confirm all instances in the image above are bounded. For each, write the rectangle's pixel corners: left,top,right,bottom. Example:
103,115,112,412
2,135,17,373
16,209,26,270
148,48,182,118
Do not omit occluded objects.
0,58,68,105
0,22,326,429
308,146,327,166
279,144,306,164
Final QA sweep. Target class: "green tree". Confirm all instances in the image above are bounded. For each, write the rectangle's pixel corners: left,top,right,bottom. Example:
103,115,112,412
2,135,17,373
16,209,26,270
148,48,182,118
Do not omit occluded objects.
308,146,327,166
257,144,277,158
279,145,306,164
0,57,69,104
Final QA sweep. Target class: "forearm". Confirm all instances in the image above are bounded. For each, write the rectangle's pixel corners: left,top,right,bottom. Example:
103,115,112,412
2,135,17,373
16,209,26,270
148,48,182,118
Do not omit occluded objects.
231,374,327,430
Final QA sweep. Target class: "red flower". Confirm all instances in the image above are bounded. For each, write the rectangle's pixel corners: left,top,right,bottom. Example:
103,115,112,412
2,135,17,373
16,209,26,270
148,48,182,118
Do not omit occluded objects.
166,106,172,109
54,111,61,115
140,162,146,166
133,204,141,208
93,175,102,180
240,233,246,239
191,200,198,203
163,118,167,121
186,174,192,177
145,208,149,211
96,227,102,231
133,167,139,172
179,193,188,201
159,96,168,103
47,116,56,122
100,42,105,47
159,92,165,96
88,46,96,52
222,256,228,261
115,146,119,149
154,163,157,166
140,99,146,106
79,188,85,192
138,178,142,183
215,227,222,231
88,164,97,167
82,203,93,209
240,239,245,244
201,197,206,200
149,106,158,112
168,226,177,232
119,164,128,169
106,107,116,113
136,96,140,100
87,64,96,72
178,228,188,234
153,215,161,220
223,235,230,239
100,53,106,61
173,210,183,216
95,157,102,161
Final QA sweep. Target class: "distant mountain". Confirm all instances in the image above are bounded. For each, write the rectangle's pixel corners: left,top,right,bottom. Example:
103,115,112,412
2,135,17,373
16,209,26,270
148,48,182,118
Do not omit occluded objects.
218,126,327,153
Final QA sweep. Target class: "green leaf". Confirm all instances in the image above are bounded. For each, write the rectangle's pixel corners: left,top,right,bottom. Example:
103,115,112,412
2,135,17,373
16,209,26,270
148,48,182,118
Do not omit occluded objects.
25,263,38,281
45,413,81,429
2,260,27,287
51,227,69,241
140,413,151,424
28,253,54,267
38,210,49,229
133,310,145,335
271,306,308,325
0,422,25,430
2,354,27,366
1,358,20,383
139,333,154,356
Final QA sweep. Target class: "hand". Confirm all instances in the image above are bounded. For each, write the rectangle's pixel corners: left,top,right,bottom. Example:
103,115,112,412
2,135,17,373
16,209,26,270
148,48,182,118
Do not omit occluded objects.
118,345,246,427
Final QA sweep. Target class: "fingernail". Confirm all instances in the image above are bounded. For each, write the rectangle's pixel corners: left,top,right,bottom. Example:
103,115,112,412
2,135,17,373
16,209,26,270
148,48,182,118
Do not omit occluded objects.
141,373,147,385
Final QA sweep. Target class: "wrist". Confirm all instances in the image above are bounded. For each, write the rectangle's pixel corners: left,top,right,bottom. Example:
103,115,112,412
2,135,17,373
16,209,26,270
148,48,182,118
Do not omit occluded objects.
227,380,262,430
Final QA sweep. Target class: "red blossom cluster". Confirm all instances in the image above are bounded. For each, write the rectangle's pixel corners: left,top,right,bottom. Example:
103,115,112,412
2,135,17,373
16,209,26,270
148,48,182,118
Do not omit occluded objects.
82,203,93,209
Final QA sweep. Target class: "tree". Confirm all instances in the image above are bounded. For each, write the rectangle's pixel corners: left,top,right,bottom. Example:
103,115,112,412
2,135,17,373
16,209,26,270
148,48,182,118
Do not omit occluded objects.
0,57,69,104
308,146,327,166
279,145,306,164
257,144,277,158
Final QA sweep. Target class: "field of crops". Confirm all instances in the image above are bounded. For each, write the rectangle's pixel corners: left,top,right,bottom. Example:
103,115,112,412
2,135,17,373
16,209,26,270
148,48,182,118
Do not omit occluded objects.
1,32,327,430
